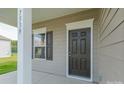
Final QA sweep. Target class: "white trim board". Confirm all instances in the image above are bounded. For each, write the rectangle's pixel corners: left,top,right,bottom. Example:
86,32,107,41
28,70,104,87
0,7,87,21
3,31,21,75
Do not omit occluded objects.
33,27,47,34
66,19,94,82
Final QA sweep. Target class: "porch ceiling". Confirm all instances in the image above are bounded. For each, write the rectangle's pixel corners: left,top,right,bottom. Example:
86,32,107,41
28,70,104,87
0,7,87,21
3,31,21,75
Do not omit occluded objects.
0,8,91,27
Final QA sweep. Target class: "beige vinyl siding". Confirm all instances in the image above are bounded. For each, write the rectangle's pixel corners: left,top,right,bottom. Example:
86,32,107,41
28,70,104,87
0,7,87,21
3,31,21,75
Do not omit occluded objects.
32,9,99,77
97,8,124,83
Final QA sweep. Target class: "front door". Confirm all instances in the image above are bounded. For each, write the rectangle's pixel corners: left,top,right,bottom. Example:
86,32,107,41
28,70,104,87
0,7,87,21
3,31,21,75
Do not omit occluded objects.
69,28,91,78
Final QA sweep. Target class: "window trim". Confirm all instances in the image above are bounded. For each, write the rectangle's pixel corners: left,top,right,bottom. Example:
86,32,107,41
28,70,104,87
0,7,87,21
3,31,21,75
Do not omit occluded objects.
33,27,47,61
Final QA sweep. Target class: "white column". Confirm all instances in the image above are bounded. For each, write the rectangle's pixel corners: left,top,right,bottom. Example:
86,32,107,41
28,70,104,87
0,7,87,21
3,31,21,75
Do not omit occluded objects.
17,8,32,84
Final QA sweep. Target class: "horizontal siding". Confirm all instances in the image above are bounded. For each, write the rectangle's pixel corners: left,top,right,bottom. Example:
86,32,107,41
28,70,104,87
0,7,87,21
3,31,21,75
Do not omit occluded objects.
100,21,124,47
97,8,124,83
99,8,111,30
100,42,124,61
97,54,124,83
100,8,118,37
100,9,124,42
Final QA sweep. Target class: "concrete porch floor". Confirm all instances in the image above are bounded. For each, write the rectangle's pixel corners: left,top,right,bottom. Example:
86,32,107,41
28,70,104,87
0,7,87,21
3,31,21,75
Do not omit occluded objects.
0,71,92,84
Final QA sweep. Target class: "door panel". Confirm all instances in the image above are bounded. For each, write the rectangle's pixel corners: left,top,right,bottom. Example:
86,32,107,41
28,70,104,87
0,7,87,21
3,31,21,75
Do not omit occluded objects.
69,28,91,78
72,39,78,54
80,39,86,54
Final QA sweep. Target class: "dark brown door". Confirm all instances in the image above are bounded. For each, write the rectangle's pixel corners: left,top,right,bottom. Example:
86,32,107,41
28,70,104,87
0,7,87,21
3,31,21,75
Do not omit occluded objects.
69,28,91,78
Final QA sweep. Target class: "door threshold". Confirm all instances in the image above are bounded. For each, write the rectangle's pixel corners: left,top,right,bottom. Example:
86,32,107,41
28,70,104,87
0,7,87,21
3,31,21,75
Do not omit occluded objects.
67,74,93,82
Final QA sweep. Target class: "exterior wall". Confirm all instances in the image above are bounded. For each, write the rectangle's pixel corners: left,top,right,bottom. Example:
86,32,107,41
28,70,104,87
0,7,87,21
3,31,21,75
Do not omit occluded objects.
0,40,11,58
32,9,99,79
97,8,124,83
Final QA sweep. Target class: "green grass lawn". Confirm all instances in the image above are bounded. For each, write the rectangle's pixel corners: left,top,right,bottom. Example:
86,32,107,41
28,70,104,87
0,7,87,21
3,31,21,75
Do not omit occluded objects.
0,55,17,75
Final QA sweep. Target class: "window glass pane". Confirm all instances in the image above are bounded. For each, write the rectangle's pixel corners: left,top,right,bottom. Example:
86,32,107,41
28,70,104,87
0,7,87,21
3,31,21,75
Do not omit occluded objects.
34,33,45,46
41,47,45,58
35,47,45,58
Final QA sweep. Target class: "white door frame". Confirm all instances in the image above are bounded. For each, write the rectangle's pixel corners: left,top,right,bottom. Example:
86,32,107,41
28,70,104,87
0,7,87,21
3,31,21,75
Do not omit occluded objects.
66,19,94,82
